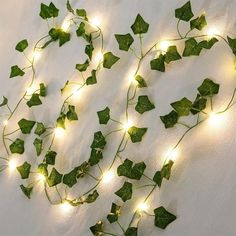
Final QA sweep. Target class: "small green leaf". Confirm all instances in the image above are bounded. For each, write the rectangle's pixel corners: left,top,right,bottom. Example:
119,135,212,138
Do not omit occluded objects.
190,14,207,31
135,95,155,114
38,163,48,177
20,185,33,199
59,31,70,46
171,97,192,116
86,69,97,85
49,28,60,41
18,118,36,134
77,161,90,178
97,107,110,124
9,138,24,154
190,94,207,115
66,0,74,14
33,138,43,156
85,44,94,60
56,113,66,129
49,2,59,17
26,94,42,107
160,110,179,128
154,206,177,229
76,9,88,21
228,36,236,56
63,168,78,188
107,202,121,223
15,39,28,52
175,1,194,22
10,65,25,78
76,59,89,72
128,126,147,143
197,78,219,96
117,159,146,180
161,160,174,180
153,171,163,187
85,190,99,203
135,75,147,88
115,181,133,202
115,33,134,51
131,14,149,34
183,38,202,57
39,83,47,97
0,96,8,107
66,105,78,121
103,52,120,69
17,161,31,179
90,131,106,149
125,227,138,236
150,54,165,72
34,122,46,136
39,2,59,19
45,150,57,165
90,221,104,236
88,149,103,166
76,22,86,37
164,46,181,64
47,167,63,187
198,37,218,49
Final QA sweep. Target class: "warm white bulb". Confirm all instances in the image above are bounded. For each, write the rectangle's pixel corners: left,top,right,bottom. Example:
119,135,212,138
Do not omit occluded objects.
54,127,65,138
32,50,42,62
90,16,101,27
3,120,8,126
123,119,133,131
166,148,179,162
137,201,149,212
207,27,219,39
37,173,46,182
60,201,73,213
94,51,103,64
102,170,114,183
26,84,37,96
208,112,225,126
159,41,171,52
61,19,71,32
8,159,17,171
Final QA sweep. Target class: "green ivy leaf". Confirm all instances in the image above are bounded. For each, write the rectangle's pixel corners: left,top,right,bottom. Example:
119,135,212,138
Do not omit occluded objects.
56,113,66,129
128,126,147,143
190,94,207,115
47,167,63,187
63,168,78,188
17,161,31,179
45,150,57,165
76,9,88,21
15,39,28,52
20,185,33,199
86,70,97,85
150,54,165,72
115,33,134,51
90,221,104,236
125,227,138,236
160,110,179,128
39,83,47,97
153,171,162,187
164,46,182,64
117,159,146,180
90,131,106,149
77,161,90,178
10,65,25,78
103,52,120,69
171,97,192,116
154,206,177,229
135,95,155,114
131,14,149,34
76,22,86,37
66,105,78,121
76,59,89,72
0,96,8,107
228,36,236,56
197,78,220,96
59,31,70,46
9,138,24,154
88,149,103,166
49,28,60,41
97,107,110,124
85,44,94,60
182,38,202,57
175,1,194,22
26,94,42,107
18,118,36,134
135,75,147,88
33,138,43,156
190,14,207,31
107,202,121,223
84,190,99,203
66,0,74,14
34,122,46,136
115,181,133,202
38,163,48,177
198,37,218,49
39,2,59,19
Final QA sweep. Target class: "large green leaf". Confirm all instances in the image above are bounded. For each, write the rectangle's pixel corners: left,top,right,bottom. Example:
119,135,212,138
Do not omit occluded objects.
103,52,120,69
17,161,31,179
115,181,133,202
171,97,192,116
164,46,181,64
39,2,59,19
131,14,149,34
107,202,121,223
198,37,218,49
190,94,207,115
90,131,106,149
135,95,155,114
63,168,78,188
34,122,46,136
26,94,42,107
47,168,63,187
175,1,194,22
160,110,179,128
15,39,28,52
88,149,103,166
128,126,147,143
190,14,207,31
10,65,25,78
182,38,202,57
154,206,177,229
197,78,219,96
18,118,35,134
115,33,134,51
97,107,110,124
9,138,24,154
150,54,165,72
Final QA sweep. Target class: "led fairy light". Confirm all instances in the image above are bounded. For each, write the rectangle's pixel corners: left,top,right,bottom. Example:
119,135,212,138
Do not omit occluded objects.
158,41,171,53
90,16,102,28
123,119,133,131
207,27,220,39
60,200,73,213
26,84,38,96
8,159,17,171
37,173,46,182
102,170,115,183
61,18,71,32
31,49,42,62
165,148,179,162
137,201,149,213
3,120,8,126
208,112,225,126
94,51,104,64
54,127,65,138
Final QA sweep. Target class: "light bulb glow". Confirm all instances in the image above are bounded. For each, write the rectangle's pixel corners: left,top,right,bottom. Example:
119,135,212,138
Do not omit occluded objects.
159,41,171,52
61,19,71,32
37,173,46,182
123,120,133,131
90,16,101,27
26,84,38,96
3,120,8,126
94,51,103,64
60,201,73,213
54,127,65,138
102,170,114,183
8,159,17,171
137,201,149,212
166,148,179,162
207,27,220,39
32,50,42,62
208,112,225,126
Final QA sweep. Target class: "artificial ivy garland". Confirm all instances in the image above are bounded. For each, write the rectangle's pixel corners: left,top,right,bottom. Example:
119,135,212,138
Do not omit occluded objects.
1,1,236,236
